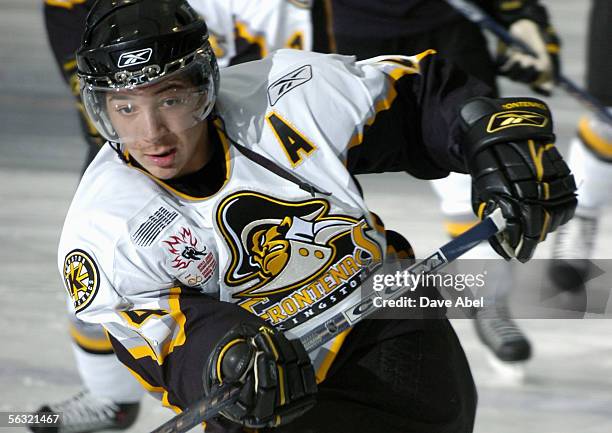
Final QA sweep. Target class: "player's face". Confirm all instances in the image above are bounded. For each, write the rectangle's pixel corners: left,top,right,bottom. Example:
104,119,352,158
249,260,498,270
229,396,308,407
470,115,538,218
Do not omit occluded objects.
106,78,211,180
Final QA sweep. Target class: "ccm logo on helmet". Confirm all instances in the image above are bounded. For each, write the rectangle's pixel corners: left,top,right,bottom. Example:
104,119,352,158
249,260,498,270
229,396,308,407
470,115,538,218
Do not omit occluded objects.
117,48,153,68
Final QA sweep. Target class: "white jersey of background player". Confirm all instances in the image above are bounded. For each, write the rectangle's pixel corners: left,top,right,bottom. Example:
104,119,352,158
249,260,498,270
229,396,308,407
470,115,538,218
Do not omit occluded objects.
190,0,315,66
549,0,612,288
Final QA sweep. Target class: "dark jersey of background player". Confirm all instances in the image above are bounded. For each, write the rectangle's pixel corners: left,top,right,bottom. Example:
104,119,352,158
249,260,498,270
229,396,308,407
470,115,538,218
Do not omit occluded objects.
331,0,499,94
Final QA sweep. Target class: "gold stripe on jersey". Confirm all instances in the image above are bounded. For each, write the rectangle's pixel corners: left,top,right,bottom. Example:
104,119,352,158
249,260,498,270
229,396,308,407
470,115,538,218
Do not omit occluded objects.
69,323,114,352
120,309,168,328
315,329,351,383
125,119,233,201
45,0,86,9
123,287,187,366
369,212,386,236
578,116,612,159
266,111,317,167
379,49,438,78
235,21,268,58
345,50,437,155
124,365,182,414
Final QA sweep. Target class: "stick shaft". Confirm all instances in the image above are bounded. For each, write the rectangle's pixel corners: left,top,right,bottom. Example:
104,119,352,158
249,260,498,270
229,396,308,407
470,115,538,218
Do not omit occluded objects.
149,384,241,433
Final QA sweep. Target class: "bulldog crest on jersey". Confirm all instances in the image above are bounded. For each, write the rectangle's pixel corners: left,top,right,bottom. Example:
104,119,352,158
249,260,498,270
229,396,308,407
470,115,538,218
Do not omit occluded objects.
163,227,216,289
216,191,383,330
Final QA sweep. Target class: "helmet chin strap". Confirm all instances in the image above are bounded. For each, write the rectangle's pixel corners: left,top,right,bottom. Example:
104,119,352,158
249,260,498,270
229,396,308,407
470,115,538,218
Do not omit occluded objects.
110,141,129,163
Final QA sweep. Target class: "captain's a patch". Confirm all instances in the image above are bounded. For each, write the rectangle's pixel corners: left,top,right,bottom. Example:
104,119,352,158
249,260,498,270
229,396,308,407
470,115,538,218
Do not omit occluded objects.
63,249,100,312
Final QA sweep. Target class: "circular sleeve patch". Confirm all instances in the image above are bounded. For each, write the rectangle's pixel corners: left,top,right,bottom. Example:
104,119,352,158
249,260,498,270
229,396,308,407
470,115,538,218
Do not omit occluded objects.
63,249,100,312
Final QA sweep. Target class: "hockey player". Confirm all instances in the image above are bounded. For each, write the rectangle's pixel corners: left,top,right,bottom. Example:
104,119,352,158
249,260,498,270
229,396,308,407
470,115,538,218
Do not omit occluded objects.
550,0,612,290
38,1,322,430
52,0,576,432
37,1,565,430
331,0,561,366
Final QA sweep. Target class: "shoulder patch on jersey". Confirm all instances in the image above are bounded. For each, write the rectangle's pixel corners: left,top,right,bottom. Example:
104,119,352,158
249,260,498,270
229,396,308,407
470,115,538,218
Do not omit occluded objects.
131,206,179,247
63,249,100,313
268,65,312,106
162,227,217,289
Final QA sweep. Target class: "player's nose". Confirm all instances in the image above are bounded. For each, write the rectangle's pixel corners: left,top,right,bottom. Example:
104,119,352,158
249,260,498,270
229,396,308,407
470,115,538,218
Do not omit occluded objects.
140,108,170,143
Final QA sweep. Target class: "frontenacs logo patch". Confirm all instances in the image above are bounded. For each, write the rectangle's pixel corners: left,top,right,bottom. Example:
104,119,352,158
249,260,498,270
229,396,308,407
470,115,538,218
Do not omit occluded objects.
216,191,383,331
487,110,549,133
63,249,100,312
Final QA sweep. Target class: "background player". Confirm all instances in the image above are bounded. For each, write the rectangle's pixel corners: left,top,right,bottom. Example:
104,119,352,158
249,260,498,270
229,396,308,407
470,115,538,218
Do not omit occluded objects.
550,0,612,289
330,0,560,370
38,1,324,431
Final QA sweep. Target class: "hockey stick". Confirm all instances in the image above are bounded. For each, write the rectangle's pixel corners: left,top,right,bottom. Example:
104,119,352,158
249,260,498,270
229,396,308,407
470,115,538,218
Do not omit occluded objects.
150,384,241,433
150,208,506,433
443,0,612,126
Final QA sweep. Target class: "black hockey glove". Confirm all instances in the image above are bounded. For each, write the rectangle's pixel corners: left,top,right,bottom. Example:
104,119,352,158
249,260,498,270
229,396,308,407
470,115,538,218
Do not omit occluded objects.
461,97,577,262
204,323,317,429
493,0,561,95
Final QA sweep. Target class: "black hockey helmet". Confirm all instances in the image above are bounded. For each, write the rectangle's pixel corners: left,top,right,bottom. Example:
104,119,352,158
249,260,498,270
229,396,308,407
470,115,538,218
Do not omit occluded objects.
77,0,219,143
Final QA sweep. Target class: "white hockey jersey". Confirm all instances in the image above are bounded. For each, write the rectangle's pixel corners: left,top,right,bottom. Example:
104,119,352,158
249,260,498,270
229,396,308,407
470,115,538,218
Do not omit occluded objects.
189,0,317,67
59,49,482,410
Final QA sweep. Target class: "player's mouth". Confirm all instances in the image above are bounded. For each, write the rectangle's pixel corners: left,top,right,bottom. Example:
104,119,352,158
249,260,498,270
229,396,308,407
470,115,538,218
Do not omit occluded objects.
145,148,177,168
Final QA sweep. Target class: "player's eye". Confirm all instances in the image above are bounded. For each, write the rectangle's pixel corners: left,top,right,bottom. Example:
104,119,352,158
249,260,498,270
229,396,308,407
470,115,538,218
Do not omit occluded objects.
113,103,137,115
160,97,183,108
